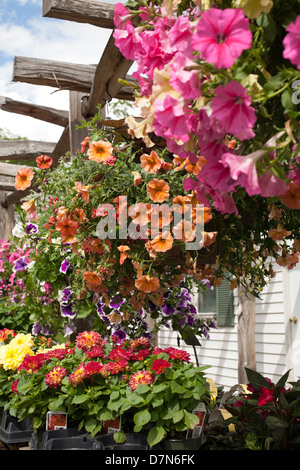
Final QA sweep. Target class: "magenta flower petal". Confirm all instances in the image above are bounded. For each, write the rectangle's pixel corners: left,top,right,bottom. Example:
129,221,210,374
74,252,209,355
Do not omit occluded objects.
191,8,252,69
212,81,257,140
283,15,300,70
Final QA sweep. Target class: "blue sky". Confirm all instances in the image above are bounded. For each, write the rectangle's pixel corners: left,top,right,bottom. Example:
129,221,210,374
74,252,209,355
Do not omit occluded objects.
0,0,116,141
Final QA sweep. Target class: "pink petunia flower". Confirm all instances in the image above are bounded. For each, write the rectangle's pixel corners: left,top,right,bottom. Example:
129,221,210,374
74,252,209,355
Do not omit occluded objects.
170,52,202,100
221,150,262,196
283,15,300,70
212,81,257,140
113,21,142,60
168,16,196,56
191,8,252,69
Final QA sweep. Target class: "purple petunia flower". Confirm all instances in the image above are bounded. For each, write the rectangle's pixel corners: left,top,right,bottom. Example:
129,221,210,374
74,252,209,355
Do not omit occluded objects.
61,303,76,319
60,257,71,274
26,223,38,235
64,323,75,337
162,304,176,316
58,287,72,305
109,295,124,309
13,257,28,272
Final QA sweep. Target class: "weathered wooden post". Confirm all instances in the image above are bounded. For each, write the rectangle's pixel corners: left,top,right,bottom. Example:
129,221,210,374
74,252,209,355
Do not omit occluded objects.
237,286,256,383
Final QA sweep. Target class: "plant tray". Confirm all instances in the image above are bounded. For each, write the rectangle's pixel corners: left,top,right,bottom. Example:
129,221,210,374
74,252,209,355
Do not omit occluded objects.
0,410,33,444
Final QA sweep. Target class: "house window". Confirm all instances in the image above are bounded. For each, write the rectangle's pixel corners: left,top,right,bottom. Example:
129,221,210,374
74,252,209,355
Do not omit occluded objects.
197,278,234,327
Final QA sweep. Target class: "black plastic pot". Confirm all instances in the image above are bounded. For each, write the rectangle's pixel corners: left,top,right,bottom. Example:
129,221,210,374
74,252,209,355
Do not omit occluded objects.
30,428,103,450
99,432,150,450
160,436,202,450
0,410,33,444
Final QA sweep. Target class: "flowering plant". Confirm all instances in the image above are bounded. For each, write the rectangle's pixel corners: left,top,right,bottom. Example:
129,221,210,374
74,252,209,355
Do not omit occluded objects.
0,329,54,407
201,368,300,450
113,0,300,293
6,331,210,447
15,111,218,342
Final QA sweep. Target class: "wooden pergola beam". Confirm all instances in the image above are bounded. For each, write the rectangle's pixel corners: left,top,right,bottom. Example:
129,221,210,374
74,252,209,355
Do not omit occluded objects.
0,162,30,177
12,56,135,100
0,182,16,192
0,140,56,161
0,96,69,127
3,126,70,206
82,33,134,117
42,0,115,29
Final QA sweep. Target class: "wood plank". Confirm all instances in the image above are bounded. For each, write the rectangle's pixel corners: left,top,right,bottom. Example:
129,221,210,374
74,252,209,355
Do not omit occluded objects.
13,56,95,93
0,182,15,191
0,162,30,176
69,91,87,154
51,124,70,166
237,287,256,383
12,56,134,101
0,96,69,127
82,33,134,117
4,126,70,206
42,0,115,29
0,140,56,161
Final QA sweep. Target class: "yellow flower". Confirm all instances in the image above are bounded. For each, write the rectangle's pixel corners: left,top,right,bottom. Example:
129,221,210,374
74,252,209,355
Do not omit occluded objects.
0,343,33,371
233,0,273,18
10,333,34,351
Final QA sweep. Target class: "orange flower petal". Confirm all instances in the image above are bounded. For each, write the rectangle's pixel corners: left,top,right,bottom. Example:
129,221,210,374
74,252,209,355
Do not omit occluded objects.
87,140,113,163
135,275,160,293
147,179,170,203
140,150,162,173
14,168,34,191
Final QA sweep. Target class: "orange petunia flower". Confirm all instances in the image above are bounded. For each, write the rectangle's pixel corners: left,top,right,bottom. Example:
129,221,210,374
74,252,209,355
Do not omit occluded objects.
83,271,102,287
172,195,190,214
55,218,78,245
73,182,93,203
131,171,142,186
192,206,212,225
173,155,186,171
128,202,151,226
150,204,173,229
202,231,218,247
173,220,196,242
268,224,292,241
280,181,300,209
117,245,130,264
140,150,162,173
150,231,173,252
185,156,206,175
21,199,36,214
15,168,34,191
147,179,170,203
36,154,53,169
135,275,160,293
87,140,113,163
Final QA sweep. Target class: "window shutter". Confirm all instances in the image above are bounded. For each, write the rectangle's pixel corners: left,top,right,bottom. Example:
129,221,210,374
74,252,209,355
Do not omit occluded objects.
216,278,234,327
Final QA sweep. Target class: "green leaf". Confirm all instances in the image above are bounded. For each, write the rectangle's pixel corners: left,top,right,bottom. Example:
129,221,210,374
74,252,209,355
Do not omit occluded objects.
245,368,272,390
147,425,166,448
170,380,186,394
49,396,65,411
134,409,151,427
184,410,200,429
98,409,113,421
72,394,89,404
172,410,184,424
126,393,145,406
113,431,126,444
85,418,98,435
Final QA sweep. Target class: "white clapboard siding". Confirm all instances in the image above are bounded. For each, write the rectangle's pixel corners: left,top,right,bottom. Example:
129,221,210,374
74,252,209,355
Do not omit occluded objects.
158,268,288,389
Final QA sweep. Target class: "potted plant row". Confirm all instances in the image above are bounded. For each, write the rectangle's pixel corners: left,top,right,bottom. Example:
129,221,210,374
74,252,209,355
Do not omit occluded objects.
0,328,210,450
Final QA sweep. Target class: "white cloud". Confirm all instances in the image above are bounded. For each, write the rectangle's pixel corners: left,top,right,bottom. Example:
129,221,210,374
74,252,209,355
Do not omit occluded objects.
0,2,115,142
